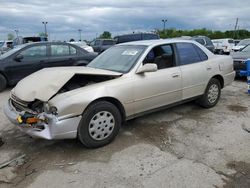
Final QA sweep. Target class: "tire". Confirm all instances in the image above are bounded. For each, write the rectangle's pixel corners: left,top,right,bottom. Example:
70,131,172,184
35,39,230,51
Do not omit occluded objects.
0,74,7,92
197,78,221,108
77,101,121,148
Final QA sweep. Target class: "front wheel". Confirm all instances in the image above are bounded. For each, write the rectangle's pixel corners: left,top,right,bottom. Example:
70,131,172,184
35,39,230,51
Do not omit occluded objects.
78,101,121,148
197,78,221,108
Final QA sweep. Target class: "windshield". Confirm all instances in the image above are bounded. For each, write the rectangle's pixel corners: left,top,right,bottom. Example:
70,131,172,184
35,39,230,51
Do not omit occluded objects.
241,45,250,52
0,42,4,48
0,44,25,59
87,45,146,73
237,39,250,46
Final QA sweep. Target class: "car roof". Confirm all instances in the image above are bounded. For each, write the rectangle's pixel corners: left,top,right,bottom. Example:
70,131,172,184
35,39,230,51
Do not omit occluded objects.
117,39,198,47
16,41,78,47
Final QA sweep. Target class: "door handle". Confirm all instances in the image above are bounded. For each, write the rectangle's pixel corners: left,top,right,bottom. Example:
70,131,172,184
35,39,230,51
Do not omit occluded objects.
207,67,212,70
172,73,180,78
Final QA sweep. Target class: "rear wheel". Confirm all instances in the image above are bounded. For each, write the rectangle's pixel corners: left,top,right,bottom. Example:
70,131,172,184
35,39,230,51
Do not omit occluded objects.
78,101,121,148
0,74,7,92
198,78,221,108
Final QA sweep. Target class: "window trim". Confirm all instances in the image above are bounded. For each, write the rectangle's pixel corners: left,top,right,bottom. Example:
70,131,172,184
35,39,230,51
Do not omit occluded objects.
192,44,208,62
175,42,205,66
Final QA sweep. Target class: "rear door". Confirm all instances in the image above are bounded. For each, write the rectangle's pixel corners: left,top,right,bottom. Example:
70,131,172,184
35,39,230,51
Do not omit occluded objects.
176,42,210,100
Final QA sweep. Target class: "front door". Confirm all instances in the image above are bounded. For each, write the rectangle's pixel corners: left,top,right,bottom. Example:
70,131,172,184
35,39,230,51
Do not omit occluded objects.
133,44,182,115
7,44,47,83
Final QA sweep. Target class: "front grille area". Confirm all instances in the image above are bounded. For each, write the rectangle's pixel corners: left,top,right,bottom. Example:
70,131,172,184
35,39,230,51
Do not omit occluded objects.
10,93,32,113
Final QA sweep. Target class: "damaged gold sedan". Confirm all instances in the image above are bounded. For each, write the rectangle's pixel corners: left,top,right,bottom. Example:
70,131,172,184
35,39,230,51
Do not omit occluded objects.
4,40,235,148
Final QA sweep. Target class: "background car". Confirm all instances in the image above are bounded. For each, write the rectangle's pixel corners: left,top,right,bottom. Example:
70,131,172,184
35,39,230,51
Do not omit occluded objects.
231,44,250,76
114,33,160,44
0,40,13,54
90,39,116,53
212,38,235,54
0,42,97,91
12,36,48,47
232,38,250,52
191,36,215,53
69,41,94,53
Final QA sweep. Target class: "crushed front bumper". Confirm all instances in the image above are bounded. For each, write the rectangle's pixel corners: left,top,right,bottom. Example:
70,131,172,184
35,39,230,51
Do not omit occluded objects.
4,100,82,140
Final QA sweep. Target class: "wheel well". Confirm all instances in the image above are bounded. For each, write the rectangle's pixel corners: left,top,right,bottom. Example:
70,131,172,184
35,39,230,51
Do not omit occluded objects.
86,97,126,122
212,75,224,88
0,71,9,84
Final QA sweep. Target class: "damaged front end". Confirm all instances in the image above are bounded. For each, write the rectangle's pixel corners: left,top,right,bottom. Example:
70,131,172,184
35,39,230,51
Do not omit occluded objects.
4,92,82,140
4,67,122,140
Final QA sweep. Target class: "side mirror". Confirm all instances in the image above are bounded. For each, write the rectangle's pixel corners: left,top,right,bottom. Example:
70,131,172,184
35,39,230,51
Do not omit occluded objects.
14,54,23,62
136,63,157,74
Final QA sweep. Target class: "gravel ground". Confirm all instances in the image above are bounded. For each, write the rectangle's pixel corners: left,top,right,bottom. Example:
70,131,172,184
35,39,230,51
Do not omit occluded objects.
0,79,249,188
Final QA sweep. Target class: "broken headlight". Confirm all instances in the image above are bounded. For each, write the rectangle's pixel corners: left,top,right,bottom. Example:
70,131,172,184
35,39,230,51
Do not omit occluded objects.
43,103,58,115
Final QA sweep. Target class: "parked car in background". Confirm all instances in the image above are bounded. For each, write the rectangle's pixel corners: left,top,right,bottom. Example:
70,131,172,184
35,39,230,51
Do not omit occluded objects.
114,33,160,44
0,42,97,91
69,41,94,53
212,38,235,54
232,38,250,52
0,40,13,54
234,39,240,46
191,36,215,53
90,39,116,53
12,36,48,47
231,44,250,76
4,39,235,148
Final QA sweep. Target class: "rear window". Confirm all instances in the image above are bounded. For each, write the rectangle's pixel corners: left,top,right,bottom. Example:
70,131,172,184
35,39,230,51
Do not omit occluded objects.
193,44,208,61
176,43,202,65
228,39,234,44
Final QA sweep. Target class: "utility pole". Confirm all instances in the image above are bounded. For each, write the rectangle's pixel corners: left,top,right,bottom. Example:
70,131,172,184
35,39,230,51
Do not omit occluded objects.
42,21,48,38
162,19,167,31
14,29,19,38
78,29,82,41
233,18,238,39
14,29,19,44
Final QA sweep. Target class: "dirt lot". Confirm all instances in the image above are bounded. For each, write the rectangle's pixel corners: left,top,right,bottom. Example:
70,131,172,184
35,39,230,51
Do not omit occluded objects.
0,79,250,188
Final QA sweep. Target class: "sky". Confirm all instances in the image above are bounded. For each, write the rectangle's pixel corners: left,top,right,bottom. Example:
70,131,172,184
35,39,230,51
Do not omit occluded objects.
0,0,249,41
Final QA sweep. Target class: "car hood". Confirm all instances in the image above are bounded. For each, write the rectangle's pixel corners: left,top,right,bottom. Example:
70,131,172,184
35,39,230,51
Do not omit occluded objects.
12,67,122,102
231,51,250,60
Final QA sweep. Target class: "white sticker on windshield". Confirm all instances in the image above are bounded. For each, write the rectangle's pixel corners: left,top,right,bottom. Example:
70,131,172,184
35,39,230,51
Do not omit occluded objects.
122,50,138,56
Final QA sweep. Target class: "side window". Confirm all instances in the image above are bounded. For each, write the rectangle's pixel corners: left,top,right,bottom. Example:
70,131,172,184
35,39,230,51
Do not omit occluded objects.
21,45,46,58
193,44,208,61
51,45,70,56
143,44,175,69
176,43,201,65
69,46,77,55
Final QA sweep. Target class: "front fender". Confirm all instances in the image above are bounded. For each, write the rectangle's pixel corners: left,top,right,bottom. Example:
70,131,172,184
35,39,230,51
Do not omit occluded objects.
48,77,133,120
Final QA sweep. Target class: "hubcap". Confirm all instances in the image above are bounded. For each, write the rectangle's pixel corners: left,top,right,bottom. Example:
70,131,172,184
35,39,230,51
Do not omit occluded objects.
207,84,219,104
88,111,115,141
